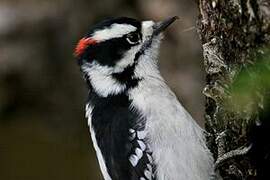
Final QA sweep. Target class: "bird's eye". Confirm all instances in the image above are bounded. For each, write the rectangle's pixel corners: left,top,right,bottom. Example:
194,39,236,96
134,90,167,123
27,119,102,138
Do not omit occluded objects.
126,33,141,44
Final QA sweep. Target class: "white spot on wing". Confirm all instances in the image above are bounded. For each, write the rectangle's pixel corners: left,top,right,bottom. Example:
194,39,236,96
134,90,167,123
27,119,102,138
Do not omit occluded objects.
137,140,146,151
144,170,152,180
129,154,139,167
147,164,152,172
147,154,153,164
135,148,143,159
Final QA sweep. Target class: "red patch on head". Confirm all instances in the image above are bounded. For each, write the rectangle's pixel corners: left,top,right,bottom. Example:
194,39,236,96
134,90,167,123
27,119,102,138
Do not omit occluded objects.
74,37,98,57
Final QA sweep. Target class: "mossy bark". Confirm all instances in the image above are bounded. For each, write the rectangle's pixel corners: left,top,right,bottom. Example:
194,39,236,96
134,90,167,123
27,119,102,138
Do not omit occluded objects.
198,0,270,179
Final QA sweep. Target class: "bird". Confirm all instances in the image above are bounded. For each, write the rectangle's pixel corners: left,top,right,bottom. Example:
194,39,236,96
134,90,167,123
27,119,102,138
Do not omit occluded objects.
74,16,214,180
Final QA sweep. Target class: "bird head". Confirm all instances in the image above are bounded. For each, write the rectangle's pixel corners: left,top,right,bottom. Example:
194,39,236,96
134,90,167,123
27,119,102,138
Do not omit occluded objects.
75,16,178,97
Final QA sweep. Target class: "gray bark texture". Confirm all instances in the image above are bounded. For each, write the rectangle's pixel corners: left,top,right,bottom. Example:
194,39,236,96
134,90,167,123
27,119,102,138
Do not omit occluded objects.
198,0,270,179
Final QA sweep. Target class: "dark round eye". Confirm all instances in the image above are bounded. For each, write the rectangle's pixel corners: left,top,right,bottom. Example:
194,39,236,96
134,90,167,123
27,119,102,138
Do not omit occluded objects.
126,33,141,44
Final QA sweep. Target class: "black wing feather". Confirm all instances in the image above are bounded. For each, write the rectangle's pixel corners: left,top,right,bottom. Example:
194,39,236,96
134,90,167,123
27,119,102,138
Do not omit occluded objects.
89,92,156,180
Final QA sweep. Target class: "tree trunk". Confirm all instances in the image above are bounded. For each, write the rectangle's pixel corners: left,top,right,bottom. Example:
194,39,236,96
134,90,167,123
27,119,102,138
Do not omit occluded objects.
198,0,270,179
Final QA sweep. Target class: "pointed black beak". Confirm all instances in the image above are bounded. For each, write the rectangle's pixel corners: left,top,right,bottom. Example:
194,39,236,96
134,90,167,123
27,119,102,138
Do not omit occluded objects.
153,16,179,36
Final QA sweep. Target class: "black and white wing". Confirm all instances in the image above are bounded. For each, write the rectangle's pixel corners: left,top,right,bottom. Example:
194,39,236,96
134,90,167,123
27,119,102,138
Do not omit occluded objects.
88,93,156,180
128,126,156,180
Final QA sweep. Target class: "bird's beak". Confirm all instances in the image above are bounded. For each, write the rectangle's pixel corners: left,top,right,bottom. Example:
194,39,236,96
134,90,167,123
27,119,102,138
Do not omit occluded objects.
153,16,179,36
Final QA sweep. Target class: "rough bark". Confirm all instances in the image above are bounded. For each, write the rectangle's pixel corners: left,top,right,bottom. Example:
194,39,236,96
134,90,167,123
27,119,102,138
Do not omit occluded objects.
198,0,270,179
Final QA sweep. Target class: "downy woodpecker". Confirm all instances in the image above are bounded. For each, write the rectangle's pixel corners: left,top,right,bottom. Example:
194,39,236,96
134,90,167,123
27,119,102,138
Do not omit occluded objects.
75,17,214,180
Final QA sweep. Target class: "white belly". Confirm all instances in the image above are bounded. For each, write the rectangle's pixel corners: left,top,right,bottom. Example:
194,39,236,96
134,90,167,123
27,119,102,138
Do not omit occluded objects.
129,78,214,180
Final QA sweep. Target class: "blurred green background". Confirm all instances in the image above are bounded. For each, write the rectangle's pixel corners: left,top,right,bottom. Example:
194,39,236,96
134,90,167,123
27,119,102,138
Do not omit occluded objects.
0,0,205,179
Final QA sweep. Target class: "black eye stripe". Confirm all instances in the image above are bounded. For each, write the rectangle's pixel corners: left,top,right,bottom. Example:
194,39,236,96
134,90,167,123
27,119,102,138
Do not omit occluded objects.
79,29,142,67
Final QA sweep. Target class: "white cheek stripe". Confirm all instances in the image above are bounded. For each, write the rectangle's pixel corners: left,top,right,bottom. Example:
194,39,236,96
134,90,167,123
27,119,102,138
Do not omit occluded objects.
92,23,137,42
86,104,112,180
81,62,126,97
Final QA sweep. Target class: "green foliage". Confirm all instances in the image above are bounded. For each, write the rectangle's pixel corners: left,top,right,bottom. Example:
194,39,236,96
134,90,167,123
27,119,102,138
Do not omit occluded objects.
228,48,270,113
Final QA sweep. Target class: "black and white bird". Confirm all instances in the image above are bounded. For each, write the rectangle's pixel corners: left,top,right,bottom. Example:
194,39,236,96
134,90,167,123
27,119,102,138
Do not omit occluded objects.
75,17,214,180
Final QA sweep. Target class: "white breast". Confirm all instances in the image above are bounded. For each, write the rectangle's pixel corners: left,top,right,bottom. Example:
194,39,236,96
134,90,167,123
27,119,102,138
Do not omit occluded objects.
129,79,213,180
128,46,214,180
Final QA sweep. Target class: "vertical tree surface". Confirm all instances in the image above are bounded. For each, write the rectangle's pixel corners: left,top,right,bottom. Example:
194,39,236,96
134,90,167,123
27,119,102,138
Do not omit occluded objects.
198,0,270,179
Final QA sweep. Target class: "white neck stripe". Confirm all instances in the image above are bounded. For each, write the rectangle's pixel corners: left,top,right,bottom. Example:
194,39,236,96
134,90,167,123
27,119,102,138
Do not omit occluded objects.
82,62,126,97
